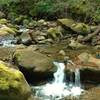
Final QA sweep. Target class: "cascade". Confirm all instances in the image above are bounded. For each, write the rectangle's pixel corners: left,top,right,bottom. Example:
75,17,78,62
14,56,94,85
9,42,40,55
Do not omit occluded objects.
75,68,81,87
32,61,84,100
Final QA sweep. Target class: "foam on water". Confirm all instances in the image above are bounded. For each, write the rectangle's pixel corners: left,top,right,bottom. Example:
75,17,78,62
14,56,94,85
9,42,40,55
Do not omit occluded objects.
0,39,16,47
32,62,84,100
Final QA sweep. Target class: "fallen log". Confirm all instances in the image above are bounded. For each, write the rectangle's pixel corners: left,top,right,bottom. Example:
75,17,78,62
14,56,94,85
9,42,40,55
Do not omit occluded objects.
79,25,100,42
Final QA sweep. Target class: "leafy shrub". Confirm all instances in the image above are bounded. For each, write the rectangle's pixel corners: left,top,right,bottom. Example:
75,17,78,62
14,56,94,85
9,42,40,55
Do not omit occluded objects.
0,0,99,24
29,0,67,20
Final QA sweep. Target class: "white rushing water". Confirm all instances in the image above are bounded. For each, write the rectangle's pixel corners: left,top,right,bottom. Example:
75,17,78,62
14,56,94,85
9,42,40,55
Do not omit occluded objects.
0,28,29,47
32,62,84,100
75,68,81,87
0,39,16,47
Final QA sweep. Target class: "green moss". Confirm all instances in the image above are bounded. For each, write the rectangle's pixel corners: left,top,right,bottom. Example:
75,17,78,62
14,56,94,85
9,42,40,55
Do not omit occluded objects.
0,61,31,100
71,23,90,34
0,19,8,24
0,25,18,36
23,19,30,27
28,20,39,28
58,18,75,27
58,18,91,34
47,27,63,39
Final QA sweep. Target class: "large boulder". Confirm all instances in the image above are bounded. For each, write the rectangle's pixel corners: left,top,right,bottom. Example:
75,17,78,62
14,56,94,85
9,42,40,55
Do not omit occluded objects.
13,47,54,83
14,48,52,72
80,68,100,84
78,52,100,68
13,48,53,72
74,52,100,83
58,18,91,34
0,60,34,100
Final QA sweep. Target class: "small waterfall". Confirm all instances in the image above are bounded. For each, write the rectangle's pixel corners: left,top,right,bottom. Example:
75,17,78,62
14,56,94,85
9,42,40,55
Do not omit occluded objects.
32,61,84,100
53,62,65,84
75,69,81,87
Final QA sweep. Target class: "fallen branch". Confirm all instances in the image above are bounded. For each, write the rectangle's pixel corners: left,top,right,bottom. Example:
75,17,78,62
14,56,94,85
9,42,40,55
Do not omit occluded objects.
79,25,100,42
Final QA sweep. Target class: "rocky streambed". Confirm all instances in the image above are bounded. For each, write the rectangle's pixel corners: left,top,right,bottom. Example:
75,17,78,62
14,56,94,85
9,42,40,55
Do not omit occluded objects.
0,40,100,100
0,18,100,100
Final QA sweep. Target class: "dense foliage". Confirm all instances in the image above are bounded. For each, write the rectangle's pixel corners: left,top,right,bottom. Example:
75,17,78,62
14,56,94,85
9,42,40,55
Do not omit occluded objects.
0,0,100,24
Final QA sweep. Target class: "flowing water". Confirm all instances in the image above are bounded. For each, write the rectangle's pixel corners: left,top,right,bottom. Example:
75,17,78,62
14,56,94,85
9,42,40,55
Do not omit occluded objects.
0,39,16,47
0,35,16,47
75,69,81,87
32,62,84,100
0,28,29,47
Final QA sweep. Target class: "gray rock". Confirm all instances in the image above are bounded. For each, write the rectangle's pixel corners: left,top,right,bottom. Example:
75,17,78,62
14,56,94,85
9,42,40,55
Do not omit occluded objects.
59,50,66,56
36,36,45,41
13,48,53,72
68,39,87,49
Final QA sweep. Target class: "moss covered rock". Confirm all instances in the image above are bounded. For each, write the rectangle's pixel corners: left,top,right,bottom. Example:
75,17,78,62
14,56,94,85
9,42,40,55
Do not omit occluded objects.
0,25,17,36
58,18,75,27
14,15,28,24
23,19,30,27
28,20,38,28
0,19,8,24
71,23,90,34
58,18,91,34
0,60,33,100
47,27,63,40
